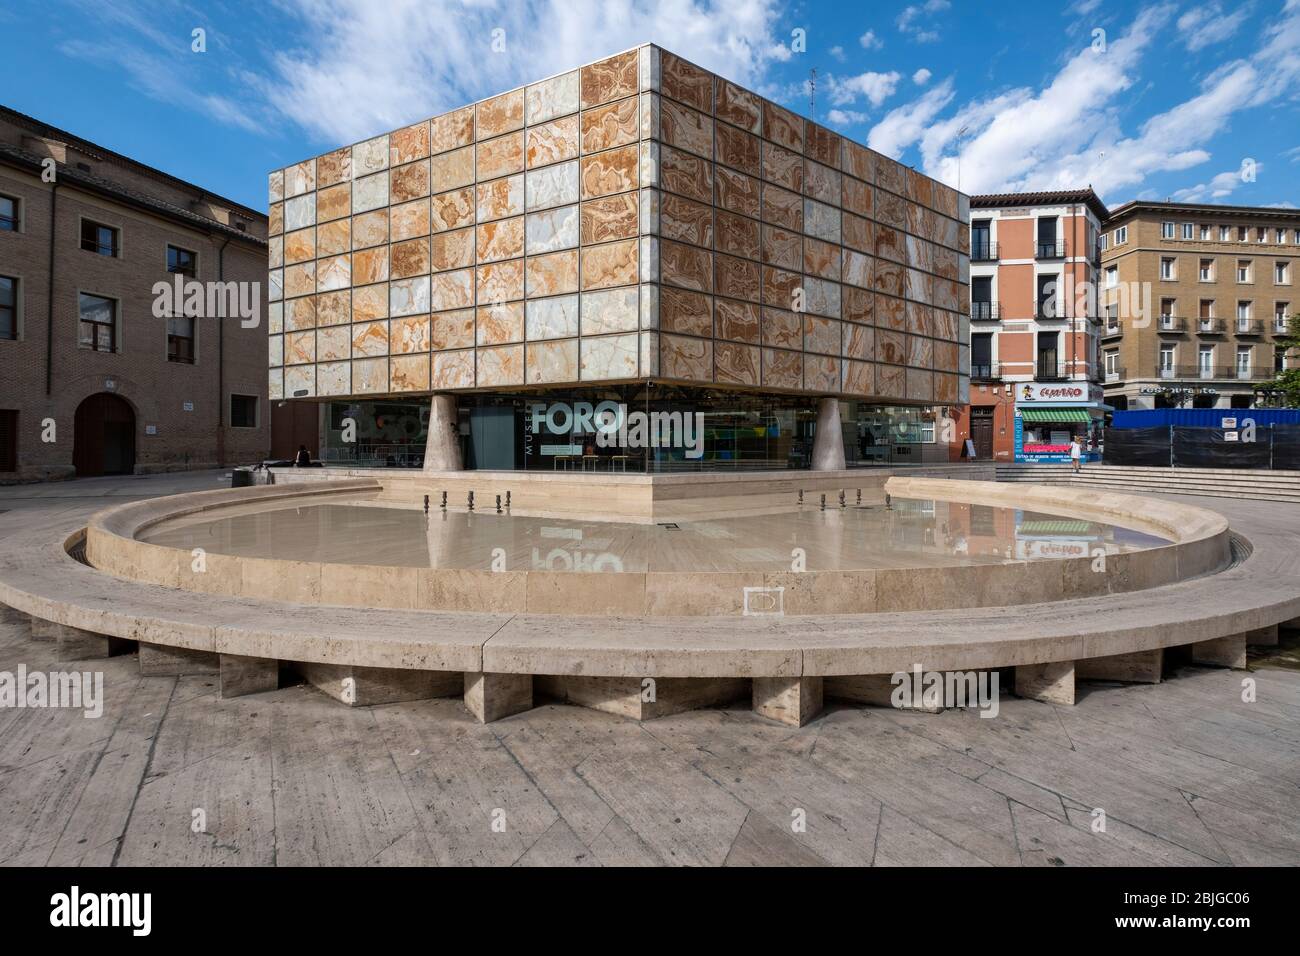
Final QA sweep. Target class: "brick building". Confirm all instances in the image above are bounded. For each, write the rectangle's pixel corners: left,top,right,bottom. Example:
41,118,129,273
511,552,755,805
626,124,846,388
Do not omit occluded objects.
1099,200,1300,410
0,106,269,481
948,189,1107,463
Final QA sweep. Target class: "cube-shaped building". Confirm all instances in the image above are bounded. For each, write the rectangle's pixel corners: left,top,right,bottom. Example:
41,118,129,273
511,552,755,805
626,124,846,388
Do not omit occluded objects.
267,44,970,471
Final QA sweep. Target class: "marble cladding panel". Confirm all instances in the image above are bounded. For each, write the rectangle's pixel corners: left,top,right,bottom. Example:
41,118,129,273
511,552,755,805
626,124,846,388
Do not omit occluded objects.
526,204,579,255
581,50,639,108
317,147,351,187
430,349,474,390
581,239,638,290
268,368,283,400
580,332,639,380
318,360,350,396
715,340,759,385
318,218,353,256
581,97,638,153
349,285,384,323
351,320,389,358
390,276,430,317
526,250,579,298
285,364,315,398
390,352,430,392
474,217,523,264
527,160,580,211
526,338,580,384
390,160,429,203
477,343,525,386
477,302,525,346
352,209,388,249
268,333,283,367
431,309,475,350
429,269,474,312
316,324,351,362
353,357,387,393
390,199,428,242
390,122,429,166
391,315,430,354
660,333,712,382
526,294,579,340
477,89,524,140
430,106,474,154
275,44,966,399
581,194,638,244
528,115,580,168
432,187,475,232
526,71,579,126
580,287,639,335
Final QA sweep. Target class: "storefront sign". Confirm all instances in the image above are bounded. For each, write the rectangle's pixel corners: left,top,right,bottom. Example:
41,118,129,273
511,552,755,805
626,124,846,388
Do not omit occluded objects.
1016,382,1104,403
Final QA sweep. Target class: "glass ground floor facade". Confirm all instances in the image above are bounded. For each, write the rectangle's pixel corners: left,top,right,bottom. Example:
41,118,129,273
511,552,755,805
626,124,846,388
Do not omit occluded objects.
316,386,948,472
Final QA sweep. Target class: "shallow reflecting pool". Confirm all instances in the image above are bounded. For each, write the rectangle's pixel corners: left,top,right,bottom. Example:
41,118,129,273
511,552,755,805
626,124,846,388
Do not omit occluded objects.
137,494,1170,572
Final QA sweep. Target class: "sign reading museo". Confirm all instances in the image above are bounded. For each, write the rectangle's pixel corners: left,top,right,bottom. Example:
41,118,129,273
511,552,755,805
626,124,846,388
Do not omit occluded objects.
528,402,705,458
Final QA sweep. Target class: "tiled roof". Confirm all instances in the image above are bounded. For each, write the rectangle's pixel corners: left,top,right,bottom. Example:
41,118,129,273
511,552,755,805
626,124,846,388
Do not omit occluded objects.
0,142,265,247
971,188,1109,220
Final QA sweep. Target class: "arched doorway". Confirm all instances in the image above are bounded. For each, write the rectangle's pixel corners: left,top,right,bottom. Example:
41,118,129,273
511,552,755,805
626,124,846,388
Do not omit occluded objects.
73,393,136,477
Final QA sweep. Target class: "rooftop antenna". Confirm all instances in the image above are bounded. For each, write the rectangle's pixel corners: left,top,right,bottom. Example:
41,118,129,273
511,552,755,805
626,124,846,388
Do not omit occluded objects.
956,124,969,192
809,67,816,112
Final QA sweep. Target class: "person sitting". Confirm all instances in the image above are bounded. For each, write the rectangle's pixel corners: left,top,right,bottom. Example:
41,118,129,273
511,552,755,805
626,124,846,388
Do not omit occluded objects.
294,445,312,467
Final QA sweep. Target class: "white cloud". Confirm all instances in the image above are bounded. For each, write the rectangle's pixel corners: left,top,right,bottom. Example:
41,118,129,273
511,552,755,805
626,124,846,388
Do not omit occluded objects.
828,70,902,107
827,109,868,126
259,0,788,143
897,0,951,42
1071,0,1104,15
1170,167,1257,202
868,79,955,157
912,67,932,85
1178,2,1252,52
872,1,1300,203
829,45,845,61
858,29,883,49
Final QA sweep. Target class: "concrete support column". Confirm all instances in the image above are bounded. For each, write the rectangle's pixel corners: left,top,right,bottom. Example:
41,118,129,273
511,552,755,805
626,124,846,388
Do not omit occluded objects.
1014,661,1075,705
811,397,845,471
752,676,823,726
55,624,131,661
1076,648,1163,684
301,662,460,707
1191,633,1247,668
30,617,60,642
219,654,280,699
422,393,463,473
464,672,533,723
139,642,220,676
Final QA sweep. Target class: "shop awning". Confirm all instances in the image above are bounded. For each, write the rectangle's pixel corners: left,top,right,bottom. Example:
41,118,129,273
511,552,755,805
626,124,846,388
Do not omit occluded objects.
1020,408,1091,422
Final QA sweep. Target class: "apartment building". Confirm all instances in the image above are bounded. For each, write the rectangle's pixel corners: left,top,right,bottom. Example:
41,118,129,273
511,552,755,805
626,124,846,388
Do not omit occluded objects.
1100,200,1300,411
0,106,270,481
948,189,1107,463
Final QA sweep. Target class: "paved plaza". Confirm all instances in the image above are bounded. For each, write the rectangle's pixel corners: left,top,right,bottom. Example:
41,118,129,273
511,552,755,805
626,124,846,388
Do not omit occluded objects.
1,473,1297,866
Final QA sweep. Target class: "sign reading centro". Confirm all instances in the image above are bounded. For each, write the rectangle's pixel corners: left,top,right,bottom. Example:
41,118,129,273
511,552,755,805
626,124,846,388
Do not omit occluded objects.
1018,382,1104,403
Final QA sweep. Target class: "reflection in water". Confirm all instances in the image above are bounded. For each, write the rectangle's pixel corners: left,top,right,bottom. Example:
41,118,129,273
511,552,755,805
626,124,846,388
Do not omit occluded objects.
137,494,1169,572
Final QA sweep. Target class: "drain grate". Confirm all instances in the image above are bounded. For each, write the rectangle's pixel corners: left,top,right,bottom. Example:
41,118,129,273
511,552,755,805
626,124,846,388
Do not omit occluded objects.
657,522,680,530
67,539,90,566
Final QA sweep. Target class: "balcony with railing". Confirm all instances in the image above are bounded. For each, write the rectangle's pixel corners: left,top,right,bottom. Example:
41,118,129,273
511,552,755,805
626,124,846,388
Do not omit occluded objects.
1104,365,1126,383
1276,317,1292,334
1235,318,1262,335
970,240,998,262
1196,317,1226,334
970,301,1000,321
1035,358,1067,381
1102,318,1122,338
1156,363,1255,381
970,360,1000,381
1035,238,1066,259
1157,314,1187,332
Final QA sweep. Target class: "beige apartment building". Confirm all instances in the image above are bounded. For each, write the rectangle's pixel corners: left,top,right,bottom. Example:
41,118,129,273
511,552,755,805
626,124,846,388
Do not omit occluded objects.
0,106,270,481
1100,200,1300,410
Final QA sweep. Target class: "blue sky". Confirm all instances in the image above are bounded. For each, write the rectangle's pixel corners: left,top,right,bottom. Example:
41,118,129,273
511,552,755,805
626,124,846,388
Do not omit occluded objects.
1,0,1296,212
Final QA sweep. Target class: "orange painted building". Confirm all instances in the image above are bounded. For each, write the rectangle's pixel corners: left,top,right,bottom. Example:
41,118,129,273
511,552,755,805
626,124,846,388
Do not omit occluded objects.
949,189,1108,462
